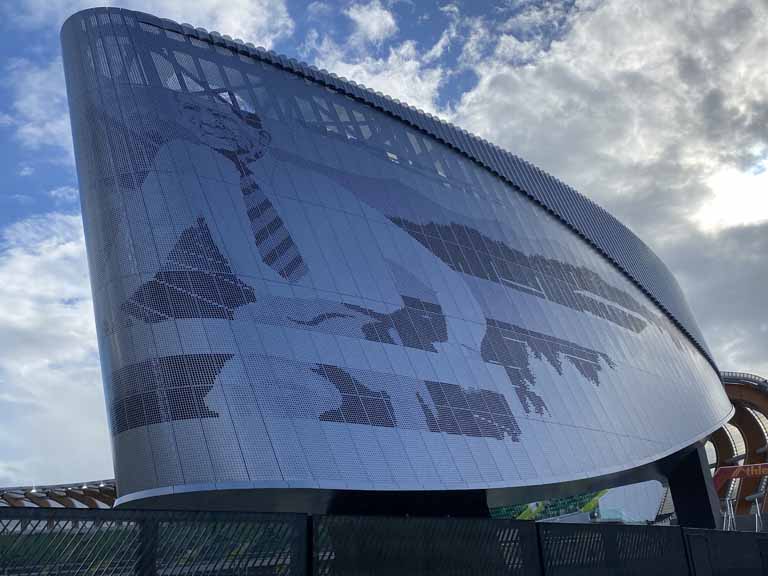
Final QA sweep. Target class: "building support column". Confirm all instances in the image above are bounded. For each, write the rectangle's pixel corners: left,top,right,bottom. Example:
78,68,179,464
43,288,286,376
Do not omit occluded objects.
664,442,721,529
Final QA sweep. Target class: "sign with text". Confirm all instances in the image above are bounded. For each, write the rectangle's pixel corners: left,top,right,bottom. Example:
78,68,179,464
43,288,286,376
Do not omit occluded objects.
713,463,768,492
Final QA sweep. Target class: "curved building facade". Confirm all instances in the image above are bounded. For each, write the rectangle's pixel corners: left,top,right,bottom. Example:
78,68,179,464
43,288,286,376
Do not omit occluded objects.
61,8,732,511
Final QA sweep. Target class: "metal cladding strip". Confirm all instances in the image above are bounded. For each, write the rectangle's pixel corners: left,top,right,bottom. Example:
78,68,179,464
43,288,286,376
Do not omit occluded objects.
85,6,716,373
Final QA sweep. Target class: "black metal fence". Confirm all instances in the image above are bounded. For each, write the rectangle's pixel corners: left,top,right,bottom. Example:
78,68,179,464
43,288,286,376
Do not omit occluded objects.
3,508,768,575
315,515,540,575
0,509,306,575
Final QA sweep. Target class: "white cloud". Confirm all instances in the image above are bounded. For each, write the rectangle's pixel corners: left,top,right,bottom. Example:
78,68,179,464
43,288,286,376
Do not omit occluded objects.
500,0,574,35
18,165,34,177
303,2,460,115
49,185,80,203
0,112,14,127
693,162,768,232
458,16,495,67
6,58,73,164
309,35,447,115
439,3,459,17
9,194,34,205
6,0,294,48
451,0,768,238
345,0,398,46
307,1,331,20
0,212,112,486
423,23,455,63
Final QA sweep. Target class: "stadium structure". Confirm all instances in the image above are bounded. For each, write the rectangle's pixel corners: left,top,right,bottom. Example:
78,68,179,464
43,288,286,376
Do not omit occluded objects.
705,372,768,516
0,481,115,509
60,7,733,523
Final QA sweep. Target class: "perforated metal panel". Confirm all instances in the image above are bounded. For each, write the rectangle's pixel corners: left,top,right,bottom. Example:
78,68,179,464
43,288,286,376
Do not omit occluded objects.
315,515,541,575
684,529,768,576
538,522,690,575
61,7,732,509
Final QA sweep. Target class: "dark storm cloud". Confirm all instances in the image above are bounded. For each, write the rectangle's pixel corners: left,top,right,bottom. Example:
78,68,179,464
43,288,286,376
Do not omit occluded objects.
668,222,768,374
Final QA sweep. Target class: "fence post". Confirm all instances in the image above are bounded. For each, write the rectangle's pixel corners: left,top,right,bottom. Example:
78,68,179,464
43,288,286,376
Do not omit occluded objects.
534,522,547,576
299,514,314,576
136,518,158,576
603,525,619,570
679,527,693,576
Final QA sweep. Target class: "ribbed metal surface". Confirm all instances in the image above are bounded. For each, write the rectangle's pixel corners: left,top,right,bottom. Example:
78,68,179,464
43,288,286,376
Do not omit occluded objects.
72,7,716,371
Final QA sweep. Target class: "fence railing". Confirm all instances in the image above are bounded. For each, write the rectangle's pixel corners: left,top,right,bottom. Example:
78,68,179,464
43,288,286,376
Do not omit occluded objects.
3,508,768,575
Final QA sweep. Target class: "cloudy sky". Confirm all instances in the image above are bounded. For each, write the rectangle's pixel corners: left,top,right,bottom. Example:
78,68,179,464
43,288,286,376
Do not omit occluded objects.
0,0,766,487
